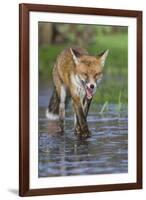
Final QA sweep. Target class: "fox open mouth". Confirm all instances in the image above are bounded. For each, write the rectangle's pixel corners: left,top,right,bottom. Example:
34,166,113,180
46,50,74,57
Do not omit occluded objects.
85,86,94,99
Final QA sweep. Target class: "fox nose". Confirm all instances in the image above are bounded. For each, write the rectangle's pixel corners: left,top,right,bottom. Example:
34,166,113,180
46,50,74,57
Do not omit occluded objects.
90,84,94,89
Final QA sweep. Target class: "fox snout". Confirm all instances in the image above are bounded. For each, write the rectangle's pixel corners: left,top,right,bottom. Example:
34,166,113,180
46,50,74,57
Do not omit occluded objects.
86,83,96,90
85,82,97,99
89,84,95,89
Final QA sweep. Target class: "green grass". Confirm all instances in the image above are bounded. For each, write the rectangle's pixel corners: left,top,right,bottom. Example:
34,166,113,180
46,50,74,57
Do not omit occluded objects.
39,44,66,79
89,33,128,76
99,101,109,114
39,33,128,104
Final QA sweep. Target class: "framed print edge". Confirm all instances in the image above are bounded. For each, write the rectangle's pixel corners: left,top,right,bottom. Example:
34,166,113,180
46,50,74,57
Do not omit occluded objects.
136,11,143,189
19,3,30,196
19,3,143,197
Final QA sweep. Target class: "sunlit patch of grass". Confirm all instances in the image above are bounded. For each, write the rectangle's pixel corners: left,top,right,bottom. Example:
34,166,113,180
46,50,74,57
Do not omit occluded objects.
99,90,125,115
99,101,109,114
92,74,128,104
117,91,122,112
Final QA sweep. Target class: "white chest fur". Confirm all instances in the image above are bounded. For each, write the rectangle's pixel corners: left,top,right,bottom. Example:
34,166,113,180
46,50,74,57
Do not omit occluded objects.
70,74,86,99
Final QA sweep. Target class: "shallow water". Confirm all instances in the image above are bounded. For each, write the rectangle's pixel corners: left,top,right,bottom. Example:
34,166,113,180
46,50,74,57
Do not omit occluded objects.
38,83,128,177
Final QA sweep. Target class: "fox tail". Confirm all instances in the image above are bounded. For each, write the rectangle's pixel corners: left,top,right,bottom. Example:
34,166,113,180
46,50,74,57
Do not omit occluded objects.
46,87,60,120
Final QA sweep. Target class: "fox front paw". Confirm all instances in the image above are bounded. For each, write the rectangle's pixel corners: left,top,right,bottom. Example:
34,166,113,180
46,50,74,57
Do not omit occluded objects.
75,127,91,139
59,119,65,132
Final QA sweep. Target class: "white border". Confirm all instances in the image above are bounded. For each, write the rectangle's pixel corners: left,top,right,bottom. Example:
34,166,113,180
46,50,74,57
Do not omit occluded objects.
29,12,137,189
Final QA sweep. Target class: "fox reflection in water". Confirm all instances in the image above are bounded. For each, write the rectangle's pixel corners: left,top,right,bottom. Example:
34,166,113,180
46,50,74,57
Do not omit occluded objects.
47,120,63,134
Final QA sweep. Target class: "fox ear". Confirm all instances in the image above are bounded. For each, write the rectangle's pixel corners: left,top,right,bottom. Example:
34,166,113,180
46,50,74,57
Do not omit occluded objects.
98,49,109,67
70,48,80,65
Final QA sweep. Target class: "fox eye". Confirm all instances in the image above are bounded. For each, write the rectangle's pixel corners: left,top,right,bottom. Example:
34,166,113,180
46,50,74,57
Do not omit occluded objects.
82,73,88,78
95,73,102,79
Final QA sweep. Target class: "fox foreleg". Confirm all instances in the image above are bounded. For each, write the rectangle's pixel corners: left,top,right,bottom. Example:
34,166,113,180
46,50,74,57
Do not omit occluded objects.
72,96,90,138
83,97,92,117
74,97,92,137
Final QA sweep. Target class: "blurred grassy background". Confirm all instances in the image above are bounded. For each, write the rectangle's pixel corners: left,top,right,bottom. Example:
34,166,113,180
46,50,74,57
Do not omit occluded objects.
39,23,128,105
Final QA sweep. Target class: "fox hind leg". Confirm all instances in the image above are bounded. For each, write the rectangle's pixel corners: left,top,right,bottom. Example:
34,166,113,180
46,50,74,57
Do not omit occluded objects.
59,85,66,131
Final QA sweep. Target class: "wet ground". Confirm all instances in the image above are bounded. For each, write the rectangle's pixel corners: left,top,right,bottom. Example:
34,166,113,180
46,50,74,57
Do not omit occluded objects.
38,83,128,177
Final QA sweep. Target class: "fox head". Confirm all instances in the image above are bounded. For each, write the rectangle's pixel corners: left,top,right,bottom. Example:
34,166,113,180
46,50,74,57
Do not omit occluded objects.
70,48,109,99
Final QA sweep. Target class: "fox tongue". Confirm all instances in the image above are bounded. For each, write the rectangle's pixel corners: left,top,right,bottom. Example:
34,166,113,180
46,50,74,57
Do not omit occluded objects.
86,87,93,99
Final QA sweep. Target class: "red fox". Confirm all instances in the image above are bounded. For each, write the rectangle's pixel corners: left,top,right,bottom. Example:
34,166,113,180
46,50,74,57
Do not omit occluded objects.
46,47,109,138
